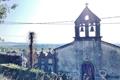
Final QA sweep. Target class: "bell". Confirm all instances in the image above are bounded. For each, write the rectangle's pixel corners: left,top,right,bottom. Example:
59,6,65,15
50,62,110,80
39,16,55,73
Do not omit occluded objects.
90,26,94,32
81,27,84,32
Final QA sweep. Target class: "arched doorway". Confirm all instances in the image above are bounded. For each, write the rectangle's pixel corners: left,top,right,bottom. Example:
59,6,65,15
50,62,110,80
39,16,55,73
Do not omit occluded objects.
81,61,95,80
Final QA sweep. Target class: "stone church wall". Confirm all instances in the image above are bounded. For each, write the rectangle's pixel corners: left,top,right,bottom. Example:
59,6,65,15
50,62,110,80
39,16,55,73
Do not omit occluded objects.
101,42,120,79
56,40,102,80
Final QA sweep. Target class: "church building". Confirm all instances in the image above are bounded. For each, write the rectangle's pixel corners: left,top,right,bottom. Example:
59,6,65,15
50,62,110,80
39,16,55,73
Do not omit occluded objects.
53,4,120,80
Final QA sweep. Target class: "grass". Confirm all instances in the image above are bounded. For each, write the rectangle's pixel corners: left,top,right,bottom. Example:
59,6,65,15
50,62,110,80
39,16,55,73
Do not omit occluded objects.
0,74,11,80
0,63,47,80
0,63,44,73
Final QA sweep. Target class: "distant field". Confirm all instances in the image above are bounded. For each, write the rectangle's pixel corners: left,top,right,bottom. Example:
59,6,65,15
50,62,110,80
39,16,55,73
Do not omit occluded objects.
0,42,62,49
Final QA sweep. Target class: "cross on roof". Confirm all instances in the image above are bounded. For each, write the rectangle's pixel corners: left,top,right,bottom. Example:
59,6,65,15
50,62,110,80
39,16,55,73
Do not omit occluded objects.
85,3,88,6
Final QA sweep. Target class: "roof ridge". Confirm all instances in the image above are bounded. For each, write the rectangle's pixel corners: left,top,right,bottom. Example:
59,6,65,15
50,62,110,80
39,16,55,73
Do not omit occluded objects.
54,41,74,50
101,41,120,48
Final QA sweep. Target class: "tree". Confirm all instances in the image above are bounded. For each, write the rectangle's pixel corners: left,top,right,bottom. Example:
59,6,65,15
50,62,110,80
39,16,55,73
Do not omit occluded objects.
0,0,17,42
0,0,17,23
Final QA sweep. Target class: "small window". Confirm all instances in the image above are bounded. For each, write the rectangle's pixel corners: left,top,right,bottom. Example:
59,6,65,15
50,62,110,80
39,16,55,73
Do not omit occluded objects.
48,65,53,72
48,59,53,64
41,58,45,64
41,65,45,70
84,15,89,20
41,61,45,64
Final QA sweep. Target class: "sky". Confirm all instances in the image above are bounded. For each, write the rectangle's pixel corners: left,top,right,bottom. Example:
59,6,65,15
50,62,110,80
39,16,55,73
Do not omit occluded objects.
1,0,120,44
